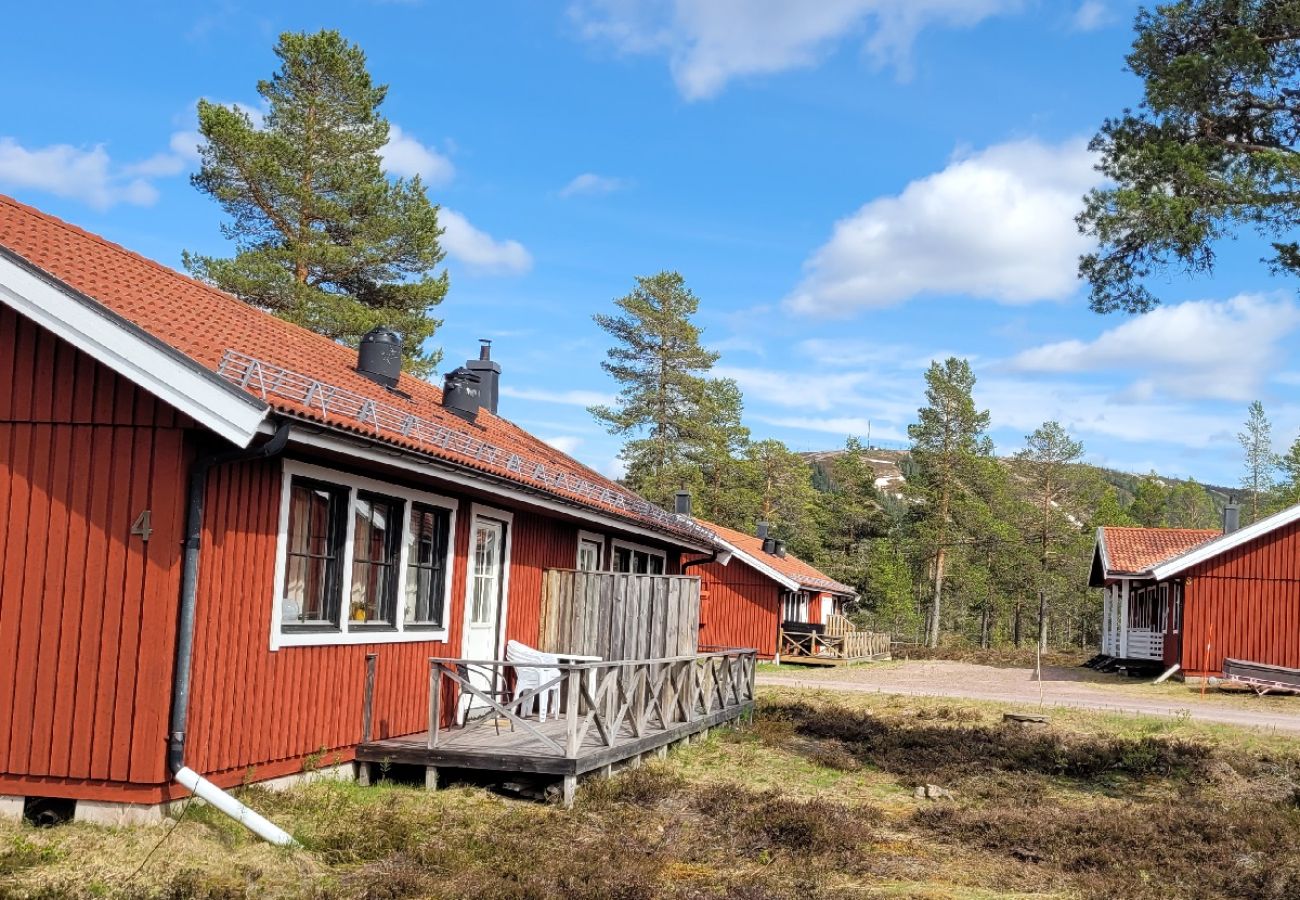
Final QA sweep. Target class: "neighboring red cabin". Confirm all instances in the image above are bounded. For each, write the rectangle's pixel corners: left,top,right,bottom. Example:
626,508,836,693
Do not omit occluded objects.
691,519,856,659
0,195,718,822
1090,507,1300,676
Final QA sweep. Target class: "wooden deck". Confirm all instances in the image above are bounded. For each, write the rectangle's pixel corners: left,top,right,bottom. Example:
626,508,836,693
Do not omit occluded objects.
356,701,750,776
778,616,891,666
355,649,757,804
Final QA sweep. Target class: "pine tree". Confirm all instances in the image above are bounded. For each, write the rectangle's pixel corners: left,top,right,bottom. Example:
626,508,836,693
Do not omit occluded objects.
738,440,820,557
185,30,448,376
1277,434,1300,508
590,271,727,508
1128,475,1169,527
1239,400,1278,522
907,358,993,648
1165,480,1219,529
1016,421,1085,652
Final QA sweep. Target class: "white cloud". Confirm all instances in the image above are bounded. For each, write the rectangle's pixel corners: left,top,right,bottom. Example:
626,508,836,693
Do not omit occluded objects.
501,385,615,407
571,0,1022,100
543,435,585,455
1008,294,1300,403
381,125,454,185
785,138,1098,316
559,172,627,198
715,365,875,412
438,209,533,274
0,138,161,210
1071,1,1112,31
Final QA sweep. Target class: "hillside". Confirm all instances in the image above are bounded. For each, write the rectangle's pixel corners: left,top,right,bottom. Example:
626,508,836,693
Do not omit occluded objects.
803,447,1237,511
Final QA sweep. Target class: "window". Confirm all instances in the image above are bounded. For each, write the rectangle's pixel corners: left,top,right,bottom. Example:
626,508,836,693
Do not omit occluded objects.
470,518,506,625
610,539,666,574
1171,582,1182,634
406,504,451,628
577,531,604,571
282,478,347,628
783,591,809,623
272,461,457,649
350,492,403,626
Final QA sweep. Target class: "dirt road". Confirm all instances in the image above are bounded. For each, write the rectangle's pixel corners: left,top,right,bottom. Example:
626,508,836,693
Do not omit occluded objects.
758,659,1300,735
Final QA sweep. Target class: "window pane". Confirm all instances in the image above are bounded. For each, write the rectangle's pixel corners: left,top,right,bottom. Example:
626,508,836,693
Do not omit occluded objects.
613,546,632,573
648,554,665,575
471,522,501,625
406,503,449,626
350,491,402,625
282,478,344,627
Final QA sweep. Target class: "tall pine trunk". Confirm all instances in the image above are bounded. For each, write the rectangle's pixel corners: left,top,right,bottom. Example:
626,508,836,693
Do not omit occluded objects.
928,547,946,648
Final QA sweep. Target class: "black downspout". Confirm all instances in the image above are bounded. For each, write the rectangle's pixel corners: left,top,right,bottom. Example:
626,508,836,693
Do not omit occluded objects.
680,549,719,571
167,421,293,775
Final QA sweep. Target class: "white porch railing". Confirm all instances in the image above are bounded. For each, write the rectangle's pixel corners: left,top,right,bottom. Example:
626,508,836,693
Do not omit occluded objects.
1125,629,1164,661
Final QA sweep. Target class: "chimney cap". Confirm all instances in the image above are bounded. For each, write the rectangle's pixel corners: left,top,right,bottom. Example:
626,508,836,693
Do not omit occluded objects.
478,339,492,360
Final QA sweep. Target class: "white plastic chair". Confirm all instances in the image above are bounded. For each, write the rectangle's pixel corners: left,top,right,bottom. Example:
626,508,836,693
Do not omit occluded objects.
505,640,561,722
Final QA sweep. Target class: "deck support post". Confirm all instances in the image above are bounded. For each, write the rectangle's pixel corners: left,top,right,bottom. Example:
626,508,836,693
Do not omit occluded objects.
356,762,372,787
600,764,613,779
424,766,439,791
561,774,577,809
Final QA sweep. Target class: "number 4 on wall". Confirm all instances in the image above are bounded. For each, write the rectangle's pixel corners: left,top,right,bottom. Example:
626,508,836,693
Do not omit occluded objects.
130,510,153,542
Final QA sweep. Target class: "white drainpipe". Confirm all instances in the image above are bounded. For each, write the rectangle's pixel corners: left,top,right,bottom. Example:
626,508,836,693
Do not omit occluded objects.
173,767,296,846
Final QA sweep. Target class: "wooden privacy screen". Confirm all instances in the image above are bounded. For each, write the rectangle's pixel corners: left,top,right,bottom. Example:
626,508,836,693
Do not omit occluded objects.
538,570,701,660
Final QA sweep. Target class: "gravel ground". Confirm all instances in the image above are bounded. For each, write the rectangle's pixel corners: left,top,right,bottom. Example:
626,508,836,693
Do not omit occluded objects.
758,659,1300,734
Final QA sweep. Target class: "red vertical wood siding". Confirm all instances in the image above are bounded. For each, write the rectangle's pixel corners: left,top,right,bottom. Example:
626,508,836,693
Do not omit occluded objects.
0,308,189,792
184,462,581,782
696,560,780,658
1180,520,1300,675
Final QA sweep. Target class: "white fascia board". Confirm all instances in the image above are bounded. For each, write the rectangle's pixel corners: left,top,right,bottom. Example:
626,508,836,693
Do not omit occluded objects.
279,423,717,554
704,534,801,592
0,252,268,446
1151,504,1300,580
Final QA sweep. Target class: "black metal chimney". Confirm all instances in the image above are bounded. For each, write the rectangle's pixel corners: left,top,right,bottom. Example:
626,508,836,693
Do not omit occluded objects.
1223,503,1240,535
442,367,481,421
674,491,692,517
356,327,402,388
466,340,501,415
756,522,770,539
774,540,787,558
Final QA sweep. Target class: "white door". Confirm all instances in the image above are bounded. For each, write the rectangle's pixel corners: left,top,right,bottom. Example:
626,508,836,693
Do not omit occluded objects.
460,516,508,718
821,595,834,623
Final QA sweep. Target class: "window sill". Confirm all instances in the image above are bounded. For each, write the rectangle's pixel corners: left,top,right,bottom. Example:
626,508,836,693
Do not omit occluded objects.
272,627,450,650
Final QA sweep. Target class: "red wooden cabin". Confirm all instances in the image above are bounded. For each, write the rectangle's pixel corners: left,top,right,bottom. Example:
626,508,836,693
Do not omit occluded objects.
690,519,857,660
0,195,720,824
1090,506,1300,676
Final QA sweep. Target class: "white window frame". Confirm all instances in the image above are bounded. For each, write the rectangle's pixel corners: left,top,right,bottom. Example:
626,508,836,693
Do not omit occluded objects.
270,460,458,650
460,504,515,662
610,537,668,574
577,530,605,571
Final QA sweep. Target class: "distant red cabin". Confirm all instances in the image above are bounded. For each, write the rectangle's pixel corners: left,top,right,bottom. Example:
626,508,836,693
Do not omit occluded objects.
691,519,857,660
1090,509,1300,676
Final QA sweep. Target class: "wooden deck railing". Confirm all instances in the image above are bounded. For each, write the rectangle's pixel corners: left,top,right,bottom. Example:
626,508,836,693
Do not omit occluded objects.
780,626,890,661
424,648,757,757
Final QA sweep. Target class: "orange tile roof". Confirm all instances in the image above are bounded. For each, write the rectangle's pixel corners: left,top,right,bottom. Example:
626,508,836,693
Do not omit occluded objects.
1099,526,1220,575
695,518,856,596
0,193,704,544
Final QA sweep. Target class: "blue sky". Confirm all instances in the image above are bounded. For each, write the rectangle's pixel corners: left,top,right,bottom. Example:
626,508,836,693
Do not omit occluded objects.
4,0,1298,488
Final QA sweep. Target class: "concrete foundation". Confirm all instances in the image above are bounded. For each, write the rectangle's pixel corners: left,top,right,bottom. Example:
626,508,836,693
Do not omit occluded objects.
0,795,24,822
258,762,356,792
75,799,175,827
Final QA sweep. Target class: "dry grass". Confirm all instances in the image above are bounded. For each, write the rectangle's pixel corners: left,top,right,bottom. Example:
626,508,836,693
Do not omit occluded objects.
3,689,1299,899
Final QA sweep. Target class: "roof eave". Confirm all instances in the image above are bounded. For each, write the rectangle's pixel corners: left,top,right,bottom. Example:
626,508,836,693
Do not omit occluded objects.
0,249,269,447
1151,505,1300,580
276,420,719,553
